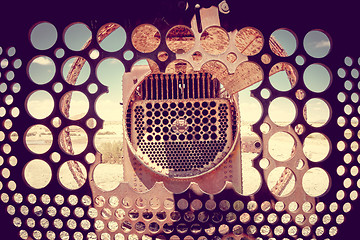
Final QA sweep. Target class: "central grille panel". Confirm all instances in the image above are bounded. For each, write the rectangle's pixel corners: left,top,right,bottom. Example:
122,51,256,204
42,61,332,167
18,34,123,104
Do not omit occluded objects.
131,99,233,177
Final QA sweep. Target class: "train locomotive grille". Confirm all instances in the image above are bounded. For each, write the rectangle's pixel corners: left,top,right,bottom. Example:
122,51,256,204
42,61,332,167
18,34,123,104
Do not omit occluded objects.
128,73,235,177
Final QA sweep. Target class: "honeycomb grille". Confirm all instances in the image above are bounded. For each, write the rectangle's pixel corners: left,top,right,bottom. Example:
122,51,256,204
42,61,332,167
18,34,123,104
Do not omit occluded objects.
130,99,233,177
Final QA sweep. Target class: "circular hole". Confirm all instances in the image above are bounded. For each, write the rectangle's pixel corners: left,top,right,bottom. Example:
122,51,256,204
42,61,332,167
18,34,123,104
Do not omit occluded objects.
124,50,134,60
269,62,298,91
304,64,331,93
93,164,123,191
270,29,297,57
6,71,14,81
295,124,305,135
303,167,330,197
303,132,330,162
88,83,98,94
261,54,271,64
11,82,20,93
96,58,125,86
338,92,347,103
351,68,359,78
28,56,56,84
132,24,160,53
25,125,53,154
295,55,305,65
53,82,63,93
227,52,237,63
192,51,202,61
62,56,90,85
64,23,92,51
268,97,297,126
304,30,331,58
304,98,331,127
268,132,295,161
60,91,89,120
24,159,52,189
55,48,65,58
89,49,99,59
98,23,126,52
267,167,296,197
158,51,169,62
166,25,195,54
59,125,88,155
50,152,61,163
259,158,270,169
235,27,264,56
200,26,229,55
345,56,353,66
30,22,58,50
58,161,87,190
260,123,270,134
260,88,271,99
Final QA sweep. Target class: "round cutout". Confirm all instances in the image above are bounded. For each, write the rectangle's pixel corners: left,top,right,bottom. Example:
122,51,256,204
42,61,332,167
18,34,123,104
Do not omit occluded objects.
24,159,52,189
200,26,229,55
28,56,56,85
268,97,297,126
132,24,160,53
270,29,297,57
303,132,330,162
166,25,195,54
64,23,92,51
267,167,296,197
62,56,90,85
98,23,126,52
26,90,54,119
59,126,88,155
304,98,331,127
269,62,298,91
268,132,295,161
303,168,330,197
25,125,53,154
235,27,264,56
58,161,87,190
304,30,331,58
30,22,58,50
60,91,89,120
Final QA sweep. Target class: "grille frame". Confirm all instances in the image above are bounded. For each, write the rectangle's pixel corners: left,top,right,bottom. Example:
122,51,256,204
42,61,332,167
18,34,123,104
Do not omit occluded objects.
124,72,241,179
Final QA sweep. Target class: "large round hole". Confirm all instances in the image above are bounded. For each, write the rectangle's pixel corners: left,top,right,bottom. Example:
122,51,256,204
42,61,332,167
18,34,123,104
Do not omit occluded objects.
270,29,297,57
28,56,56,85
60,91,89,120
268,97,297,126
267,167,296,197
58,161,87,190
166,25,195,54
96,58,125,87
62,56,90,85
30,22,58,50
304,64,331,93
269,62,298,91
26,90,54,119
303,132,330,162
303,168,330,197
200,26,229,55
132,24,160,53
24,159,52,189
64,23,92,51
25,125,53,154
97,23,126,52
93,164,123,191
59,126,88,155
304,98,331,127
304,30,331,58
235,27,264,56
268,132,295,162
